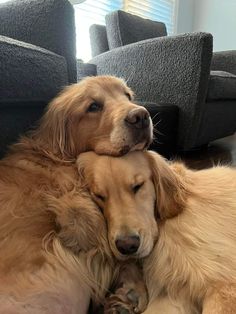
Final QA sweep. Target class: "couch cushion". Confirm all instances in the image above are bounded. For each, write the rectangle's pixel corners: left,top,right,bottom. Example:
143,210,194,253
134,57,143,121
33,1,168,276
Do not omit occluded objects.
105,10,167,49
0,35,68,103
207,71,236,100
0,0,77,83
77,61,97,81
89,24,109,57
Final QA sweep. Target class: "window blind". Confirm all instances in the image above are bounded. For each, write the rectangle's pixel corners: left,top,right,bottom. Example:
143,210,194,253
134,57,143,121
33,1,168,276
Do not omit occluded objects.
74,0,177,61
74,0,123,61
124,0,176,34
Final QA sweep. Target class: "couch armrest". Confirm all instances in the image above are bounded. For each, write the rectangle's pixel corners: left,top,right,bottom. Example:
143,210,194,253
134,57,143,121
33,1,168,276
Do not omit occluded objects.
89,32,213,150
211,50,236,75
0,35,68,102
0,0,76,83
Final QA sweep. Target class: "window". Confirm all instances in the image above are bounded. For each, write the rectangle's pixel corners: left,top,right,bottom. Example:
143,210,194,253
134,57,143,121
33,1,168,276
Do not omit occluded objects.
125,0,177,34
74,0,123,61
74,0,177,61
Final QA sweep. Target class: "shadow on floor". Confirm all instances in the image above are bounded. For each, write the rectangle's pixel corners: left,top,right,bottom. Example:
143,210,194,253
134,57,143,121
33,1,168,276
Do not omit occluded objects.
177,134,236,170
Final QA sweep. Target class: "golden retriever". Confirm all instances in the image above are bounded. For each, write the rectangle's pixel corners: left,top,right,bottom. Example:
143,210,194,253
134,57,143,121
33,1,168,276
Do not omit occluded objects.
78,150,236,314
0,76,153,313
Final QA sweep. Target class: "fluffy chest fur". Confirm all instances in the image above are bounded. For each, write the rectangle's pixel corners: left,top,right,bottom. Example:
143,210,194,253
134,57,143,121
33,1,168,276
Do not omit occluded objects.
0,276,90,314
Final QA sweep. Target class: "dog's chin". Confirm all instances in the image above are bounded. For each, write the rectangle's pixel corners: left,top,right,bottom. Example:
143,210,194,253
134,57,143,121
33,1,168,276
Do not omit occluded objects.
130,141,148,152
118,145,131,156
93,135,151,157
130,130,153,153
117,139,151,156
109,123,153,156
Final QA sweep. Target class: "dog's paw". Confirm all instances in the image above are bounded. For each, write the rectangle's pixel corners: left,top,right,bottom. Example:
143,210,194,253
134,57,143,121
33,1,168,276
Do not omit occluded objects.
104,286,145,314
104,261,148,314
103,292,134,314
104,304,132,314
128,287,148,313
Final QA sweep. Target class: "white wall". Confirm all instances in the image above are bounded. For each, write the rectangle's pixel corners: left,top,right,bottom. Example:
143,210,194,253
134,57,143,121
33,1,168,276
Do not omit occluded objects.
176,0,236,51
192,0,236,51
176,0,194,34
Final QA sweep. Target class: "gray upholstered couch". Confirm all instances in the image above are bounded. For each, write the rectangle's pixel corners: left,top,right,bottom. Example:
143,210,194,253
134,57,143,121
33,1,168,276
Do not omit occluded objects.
86,10,236,151
0,0,77,157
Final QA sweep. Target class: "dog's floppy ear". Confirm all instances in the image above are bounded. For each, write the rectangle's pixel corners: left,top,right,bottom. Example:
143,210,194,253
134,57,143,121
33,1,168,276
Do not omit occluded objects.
40,91,76,158
32,85,82,159
145,151,189,220
76,151,98,184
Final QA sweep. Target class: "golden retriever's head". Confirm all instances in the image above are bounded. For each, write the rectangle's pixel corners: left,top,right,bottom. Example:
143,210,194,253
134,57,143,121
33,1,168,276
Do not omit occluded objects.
36,76,153,159
77,151,188,260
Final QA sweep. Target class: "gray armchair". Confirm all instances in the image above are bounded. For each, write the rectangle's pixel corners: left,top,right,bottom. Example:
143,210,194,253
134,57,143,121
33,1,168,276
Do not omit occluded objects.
86,10,236,151
0,0,77,157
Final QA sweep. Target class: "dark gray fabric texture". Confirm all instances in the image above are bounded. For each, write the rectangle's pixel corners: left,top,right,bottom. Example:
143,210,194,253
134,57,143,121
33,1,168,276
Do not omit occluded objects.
196,100,236,146
77,61,97,81
90,32,213,150
211,50,236,76
207,71,236,100
0,0,76,156
0,0,77,83
0,101,46,158
89,24,109,57
105,10,167,49
0,35,68,101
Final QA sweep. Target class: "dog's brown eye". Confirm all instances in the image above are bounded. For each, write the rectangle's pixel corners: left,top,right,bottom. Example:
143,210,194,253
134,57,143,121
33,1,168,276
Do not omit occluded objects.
132,182,144,194
125,93,132,101
87,102,103,113
93,193,106,202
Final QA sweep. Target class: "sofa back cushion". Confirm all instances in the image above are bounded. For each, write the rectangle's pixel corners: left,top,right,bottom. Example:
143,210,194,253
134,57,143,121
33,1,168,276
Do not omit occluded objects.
89,24,109,57
105,10,167,49
207,71,236,100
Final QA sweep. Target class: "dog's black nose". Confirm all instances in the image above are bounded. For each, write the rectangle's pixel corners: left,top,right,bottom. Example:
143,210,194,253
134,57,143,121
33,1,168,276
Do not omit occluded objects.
115,235,140,255
125,108,150,129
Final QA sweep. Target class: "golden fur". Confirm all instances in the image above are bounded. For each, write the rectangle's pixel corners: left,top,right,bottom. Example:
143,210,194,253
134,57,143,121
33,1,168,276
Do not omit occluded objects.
78,150,236,314
0,76,152,313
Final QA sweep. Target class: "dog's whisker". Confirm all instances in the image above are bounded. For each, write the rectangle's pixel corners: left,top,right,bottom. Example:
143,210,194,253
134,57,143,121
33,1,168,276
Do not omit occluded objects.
153,127,164,136
123,67,135,85
151,112,161,121
152,138,162,145
153,119,162,128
